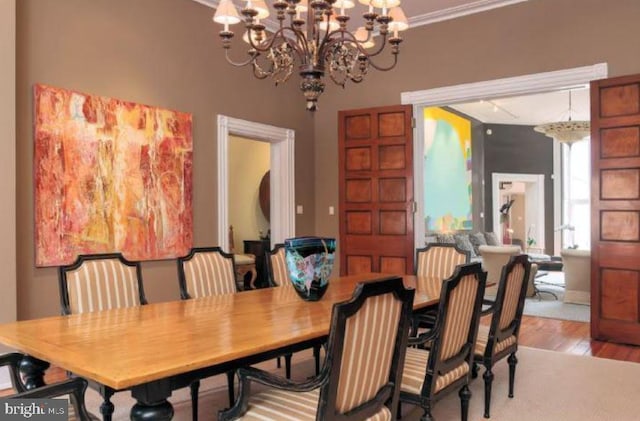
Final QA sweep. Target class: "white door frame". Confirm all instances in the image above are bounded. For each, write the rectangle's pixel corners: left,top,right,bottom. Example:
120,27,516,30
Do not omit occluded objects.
401,63,608,248
491,173,545,248
217,115,295,251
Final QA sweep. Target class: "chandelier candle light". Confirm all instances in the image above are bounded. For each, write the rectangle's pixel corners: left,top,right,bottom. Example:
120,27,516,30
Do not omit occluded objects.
213,0,409,111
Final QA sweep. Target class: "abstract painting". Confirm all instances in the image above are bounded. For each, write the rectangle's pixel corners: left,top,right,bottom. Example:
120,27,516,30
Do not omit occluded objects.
34,84,193,266
423,107,472,232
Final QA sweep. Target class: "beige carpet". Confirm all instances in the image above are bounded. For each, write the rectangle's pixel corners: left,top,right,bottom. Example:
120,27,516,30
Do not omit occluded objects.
85,347,640,420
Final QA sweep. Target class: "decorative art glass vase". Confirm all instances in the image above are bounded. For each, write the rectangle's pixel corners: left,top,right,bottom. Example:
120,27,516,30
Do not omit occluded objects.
284,237,336,301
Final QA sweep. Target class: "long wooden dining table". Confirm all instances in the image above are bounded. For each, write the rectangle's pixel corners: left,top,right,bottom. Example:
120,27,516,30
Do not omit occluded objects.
0,272,444,420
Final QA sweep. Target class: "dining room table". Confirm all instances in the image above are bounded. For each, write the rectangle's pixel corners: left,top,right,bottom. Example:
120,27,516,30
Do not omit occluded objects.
0,272,445,420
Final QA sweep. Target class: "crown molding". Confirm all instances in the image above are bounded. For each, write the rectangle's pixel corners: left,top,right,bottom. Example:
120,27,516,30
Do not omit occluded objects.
194,0,530,32
409,0,529,27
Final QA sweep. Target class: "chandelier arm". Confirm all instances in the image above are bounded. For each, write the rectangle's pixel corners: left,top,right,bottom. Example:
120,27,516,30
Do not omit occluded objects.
224,49,260,67
366,52,399,72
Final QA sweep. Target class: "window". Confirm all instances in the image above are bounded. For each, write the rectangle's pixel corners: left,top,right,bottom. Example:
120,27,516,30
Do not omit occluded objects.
561,139,590,249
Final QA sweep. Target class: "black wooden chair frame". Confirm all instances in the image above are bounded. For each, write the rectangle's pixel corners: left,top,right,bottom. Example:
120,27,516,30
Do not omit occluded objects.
58,252,148,316
177,246,238,300
219,276,415,421
400,262,487,421
0,352,94,421
472,254,531,418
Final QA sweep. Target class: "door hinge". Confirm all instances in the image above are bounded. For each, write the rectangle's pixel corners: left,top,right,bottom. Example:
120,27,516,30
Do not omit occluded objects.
412,201,417,213
411,117,416,128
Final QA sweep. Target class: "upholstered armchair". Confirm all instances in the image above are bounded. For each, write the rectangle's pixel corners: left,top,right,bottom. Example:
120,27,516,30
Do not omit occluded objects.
399,262,487,421
472,254,531,418
478,245,521,295
561,249,591,305
0,352,97,421
218,276,415,421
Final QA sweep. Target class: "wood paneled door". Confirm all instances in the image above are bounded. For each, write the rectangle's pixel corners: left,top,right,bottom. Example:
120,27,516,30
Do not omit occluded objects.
591,74,640,345
338,105,414,276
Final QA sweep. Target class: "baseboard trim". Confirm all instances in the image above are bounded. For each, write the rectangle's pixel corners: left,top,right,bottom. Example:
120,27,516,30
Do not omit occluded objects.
564,290,590,306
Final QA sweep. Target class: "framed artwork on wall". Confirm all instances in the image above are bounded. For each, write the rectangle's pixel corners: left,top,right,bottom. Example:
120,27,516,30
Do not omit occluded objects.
34,84,193,266
423,107,472,232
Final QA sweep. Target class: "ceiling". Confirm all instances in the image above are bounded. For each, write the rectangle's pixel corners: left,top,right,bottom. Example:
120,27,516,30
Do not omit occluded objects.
450,87,591,126
196,0,586,126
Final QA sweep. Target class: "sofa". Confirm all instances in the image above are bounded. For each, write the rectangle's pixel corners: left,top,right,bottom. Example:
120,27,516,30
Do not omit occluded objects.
561,248,591,305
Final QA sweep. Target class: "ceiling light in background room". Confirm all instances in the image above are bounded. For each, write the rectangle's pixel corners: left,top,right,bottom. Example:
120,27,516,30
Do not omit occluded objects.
212,0,408,111
534,90,590,144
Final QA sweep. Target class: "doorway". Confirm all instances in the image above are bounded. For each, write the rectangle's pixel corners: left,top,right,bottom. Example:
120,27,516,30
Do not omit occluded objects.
216,115,295,251
403,63,608,250
492,173,545,251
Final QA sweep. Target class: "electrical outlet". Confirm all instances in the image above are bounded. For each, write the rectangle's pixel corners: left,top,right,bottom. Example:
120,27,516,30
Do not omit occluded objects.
296,205,303,214
329,206,335,215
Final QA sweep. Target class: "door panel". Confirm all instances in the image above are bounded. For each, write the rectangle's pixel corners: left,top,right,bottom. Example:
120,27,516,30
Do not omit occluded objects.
339,105,414,276
591,73,640,345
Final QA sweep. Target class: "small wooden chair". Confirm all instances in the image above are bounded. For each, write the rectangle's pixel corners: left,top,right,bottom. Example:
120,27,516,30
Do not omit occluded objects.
218,276,415,421
229,225,257,290
399,262,487,421
472,254,531,418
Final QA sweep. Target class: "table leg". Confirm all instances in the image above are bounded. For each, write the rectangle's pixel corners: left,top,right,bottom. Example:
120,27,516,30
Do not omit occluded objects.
131,380,174,421
19,355,50,390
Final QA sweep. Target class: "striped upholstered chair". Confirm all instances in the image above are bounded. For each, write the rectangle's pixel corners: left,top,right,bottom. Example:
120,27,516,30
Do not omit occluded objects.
472,254,531,418
413,243,471,332
177,246,240,418
416,243,470,280
399,262,486,421
265,244,323,378
177,246,238,299
58,253,147,315
218,276,415,421
0,353,97,421
58,253,147,421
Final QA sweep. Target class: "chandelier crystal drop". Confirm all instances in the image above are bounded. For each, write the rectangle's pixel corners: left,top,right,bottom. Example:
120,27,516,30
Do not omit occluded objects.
213,0,409,111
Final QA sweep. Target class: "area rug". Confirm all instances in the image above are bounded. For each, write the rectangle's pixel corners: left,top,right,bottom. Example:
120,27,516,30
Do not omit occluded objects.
523,271,590,322
84,346,640,420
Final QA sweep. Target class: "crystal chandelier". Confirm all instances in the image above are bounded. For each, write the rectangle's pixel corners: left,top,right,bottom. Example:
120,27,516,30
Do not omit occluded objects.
213,0,409,111
534,90,590,144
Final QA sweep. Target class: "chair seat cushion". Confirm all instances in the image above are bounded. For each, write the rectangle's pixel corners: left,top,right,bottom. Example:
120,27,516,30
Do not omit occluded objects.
237,388,391,420
401,347,470,395
474,324,517,356
235,254,255,265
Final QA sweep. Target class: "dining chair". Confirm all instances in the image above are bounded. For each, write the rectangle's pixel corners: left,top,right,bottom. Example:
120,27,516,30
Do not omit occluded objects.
218,275,415,421
58,253,147,315
399,262,486,421
58,253,147,421
472,254,531,418
1,353,97,421
265,243,323,378
176,246,240,420
413,243,471,333
177,246,238,299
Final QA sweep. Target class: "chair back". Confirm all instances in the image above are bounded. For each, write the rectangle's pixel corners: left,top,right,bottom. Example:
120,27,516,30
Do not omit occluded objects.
58,253,146,315
483,255,531,358
424,262,486,396
177,247,237,299
265,243,291,288
416,243,470,280
318,276,415,420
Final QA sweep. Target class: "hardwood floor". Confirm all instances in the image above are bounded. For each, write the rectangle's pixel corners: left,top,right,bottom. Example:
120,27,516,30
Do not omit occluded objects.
2,315,639,397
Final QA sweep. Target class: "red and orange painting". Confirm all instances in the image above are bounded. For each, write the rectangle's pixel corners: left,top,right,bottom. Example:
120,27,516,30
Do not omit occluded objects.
34,84,193,266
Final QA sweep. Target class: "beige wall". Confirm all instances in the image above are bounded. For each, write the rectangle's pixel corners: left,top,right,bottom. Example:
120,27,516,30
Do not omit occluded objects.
1,0,16,332
16,0,315,319
314,0,640,263
228,135,270,250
